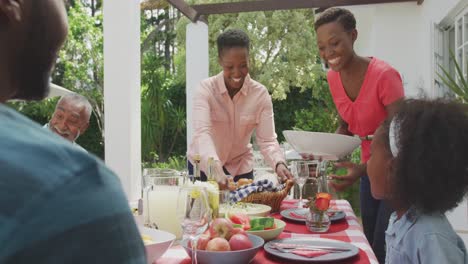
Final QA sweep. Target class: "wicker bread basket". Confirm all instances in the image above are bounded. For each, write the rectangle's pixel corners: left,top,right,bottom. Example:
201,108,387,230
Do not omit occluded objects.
240,180,294,213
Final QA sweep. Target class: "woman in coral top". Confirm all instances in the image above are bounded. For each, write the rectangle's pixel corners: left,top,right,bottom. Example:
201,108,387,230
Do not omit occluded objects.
314,7,404,263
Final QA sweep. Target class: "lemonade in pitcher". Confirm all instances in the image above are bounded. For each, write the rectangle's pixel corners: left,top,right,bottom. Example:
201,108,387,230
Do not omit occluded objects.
143,169,183,239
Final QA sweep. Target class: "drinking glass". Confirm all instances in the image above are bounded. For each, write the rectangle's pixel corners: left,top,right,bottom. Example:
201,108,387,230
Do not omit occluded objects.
292,161,309,208
176,185,211,264
220,189,233,217
316,161,330,194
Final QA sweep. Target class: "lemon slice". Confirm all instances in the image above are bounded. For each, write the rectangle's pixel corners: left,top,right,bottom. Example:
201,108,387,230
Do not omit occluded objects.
141,234,154,245
190,188,201,199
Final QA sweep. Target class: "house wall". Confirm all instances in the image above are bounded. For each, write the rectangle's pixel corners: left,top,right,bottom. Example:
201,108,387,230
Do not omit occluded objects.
347,0,468,245
348,0,461,97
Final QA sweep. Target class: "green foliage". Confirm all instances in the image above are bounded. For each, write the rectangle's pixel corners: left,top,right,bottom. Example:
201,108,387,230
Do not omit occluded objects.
175,6,322,99
141,52,187,162
55,1,104,135
10,1,104,158
438,51,468,103
55,1,104,158
291,75,339,133
75,113,104,158
143,154,187,171
7,99,57,124
335,148,362,217
272,71,338,143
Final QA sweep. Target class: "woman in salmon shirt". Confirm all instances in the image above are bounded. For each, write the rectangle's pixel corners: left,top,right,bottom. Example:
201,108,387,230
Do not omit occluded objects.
314,7,404,263
187,29,292,186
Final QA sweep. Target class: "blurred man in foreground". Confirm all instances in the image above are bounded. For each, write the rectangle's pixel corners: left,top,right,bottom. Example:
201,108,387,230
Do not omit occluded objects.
0,1,146,263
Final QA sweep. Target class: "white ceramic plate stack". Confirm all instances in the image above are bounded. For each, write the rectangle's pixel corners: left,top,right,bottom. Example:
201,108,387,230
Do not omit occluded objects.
282,131,361,161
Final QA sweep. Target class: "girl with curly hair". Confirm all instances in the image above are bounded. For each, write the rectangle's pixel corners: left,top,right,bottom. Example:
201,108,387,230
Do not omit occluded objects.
367,99,468,264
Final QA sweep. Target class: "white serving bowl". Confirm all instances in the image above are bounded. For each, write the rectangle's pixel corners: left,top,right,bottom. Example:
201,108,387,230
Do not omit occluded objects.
138,225,175,264
181,234,264,264
282,131,361,161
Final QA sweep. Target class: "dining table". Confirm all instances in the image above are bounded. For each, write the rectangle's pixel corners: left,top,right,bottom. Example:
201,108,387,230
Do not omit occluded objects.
156,199,378,264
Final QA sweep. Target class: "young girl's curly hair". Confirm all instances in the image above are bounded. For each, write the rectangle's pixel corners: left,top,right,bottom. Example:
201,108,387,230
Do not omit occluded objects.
381,99,468,213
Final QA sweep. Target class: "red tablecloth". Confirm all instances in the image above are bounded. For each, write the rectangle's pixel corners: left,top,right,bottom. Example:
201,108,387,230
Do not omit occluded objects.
156,200,378,264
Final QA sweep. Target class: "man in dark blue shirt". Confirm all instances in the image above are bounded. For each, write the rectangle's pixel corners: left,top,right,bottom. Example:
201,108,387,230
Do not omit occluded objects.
0,1,146,263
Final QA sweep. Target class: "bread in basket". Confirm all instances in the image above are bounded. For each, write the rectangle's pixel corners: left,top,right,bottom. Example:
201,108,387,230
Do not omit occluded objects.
240,180,294,213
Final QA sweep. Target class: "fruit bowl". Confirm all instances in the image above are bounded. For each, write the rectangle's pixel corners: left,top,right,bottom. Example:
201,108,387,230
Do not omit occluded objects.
246,218,286,241
138,225,175,264
282,131,361,161
181,234,264,264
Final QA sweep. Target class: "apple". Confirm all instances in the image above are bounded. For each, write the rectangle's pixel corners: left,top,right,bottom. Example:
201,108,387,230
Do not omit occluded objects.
229,234,253,251
209,218,233,239
227,227,247,240
196,234,211,250
206,237,231,251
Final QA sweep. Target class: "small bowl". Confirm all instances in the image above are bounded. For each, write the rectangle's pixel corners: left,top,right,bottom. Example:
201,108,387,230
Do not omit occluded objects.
138,225,175,264
181,234,264,264
246,218,286,241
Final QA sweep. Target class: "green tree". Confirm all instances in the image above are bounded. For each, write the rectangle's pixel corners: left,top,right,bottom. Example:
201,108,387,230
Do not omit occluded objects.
141,6,187,163
175,6,322,99
9,1,105,158
53,1,104,139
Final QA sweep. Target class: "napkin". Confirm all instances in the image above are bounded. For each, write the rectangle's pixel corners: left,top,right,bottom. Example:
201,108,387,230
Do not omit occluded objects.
231,179,286,202
289,211,307,219
291,249,330,258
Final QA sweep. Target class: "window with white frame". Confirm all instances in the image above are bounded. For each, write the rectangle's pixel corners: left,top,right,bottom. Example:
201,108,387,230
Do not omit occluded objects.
433,6,468,98
433,23,455,97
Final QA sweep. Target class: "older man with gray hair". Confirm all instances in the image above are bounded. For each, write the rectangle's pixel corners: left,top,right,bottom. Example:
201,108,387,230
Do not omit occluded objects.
44,94,92,151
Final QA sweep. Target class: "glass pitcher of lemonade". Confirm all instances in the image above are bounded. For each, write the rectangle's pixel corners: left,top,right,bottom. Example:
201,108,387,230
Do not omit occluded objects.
142,168,183,239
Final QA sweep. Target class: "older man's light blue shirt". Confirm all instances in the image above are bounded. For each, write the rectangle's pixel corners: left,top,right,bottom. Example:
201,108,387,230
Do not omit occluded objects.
386,207,467,264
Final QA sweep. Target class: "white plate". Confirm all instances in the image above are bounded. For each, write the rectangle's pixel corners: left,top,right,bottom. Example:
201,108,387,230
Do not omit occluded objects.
264,237,359,262
280,208,308,222
219,203,271,217
280,208,346,222
282,131,361,161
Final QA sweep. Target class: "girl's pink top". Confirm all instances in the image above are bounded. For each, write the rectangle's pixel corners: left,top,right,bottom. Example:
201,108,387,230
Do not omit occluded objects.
327,57,404,163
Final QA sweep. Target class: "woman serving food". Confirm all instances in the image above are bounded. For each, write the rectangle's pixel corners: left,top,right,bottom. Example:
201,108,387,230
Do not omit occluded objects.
187,29,292,186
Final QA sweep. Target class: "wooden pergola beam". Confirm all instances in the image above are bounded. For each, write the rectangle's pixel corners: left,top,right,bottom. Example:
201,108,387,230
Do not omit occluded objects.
192,0,421,15
166,0,200,22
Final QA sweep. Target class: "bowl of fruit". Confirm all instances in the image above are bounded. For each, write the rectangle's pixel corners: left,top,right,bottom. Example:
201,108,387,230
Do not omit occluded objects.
181,218,264,264
138,225,176,264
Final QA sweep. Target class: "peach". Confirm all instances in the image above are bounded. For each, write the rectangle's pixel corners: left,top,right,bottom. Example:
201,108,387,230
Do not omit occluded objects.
228,227,247,240
209,218,233,239
196,234,211,250
229,234,252,251
206,237,231,251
